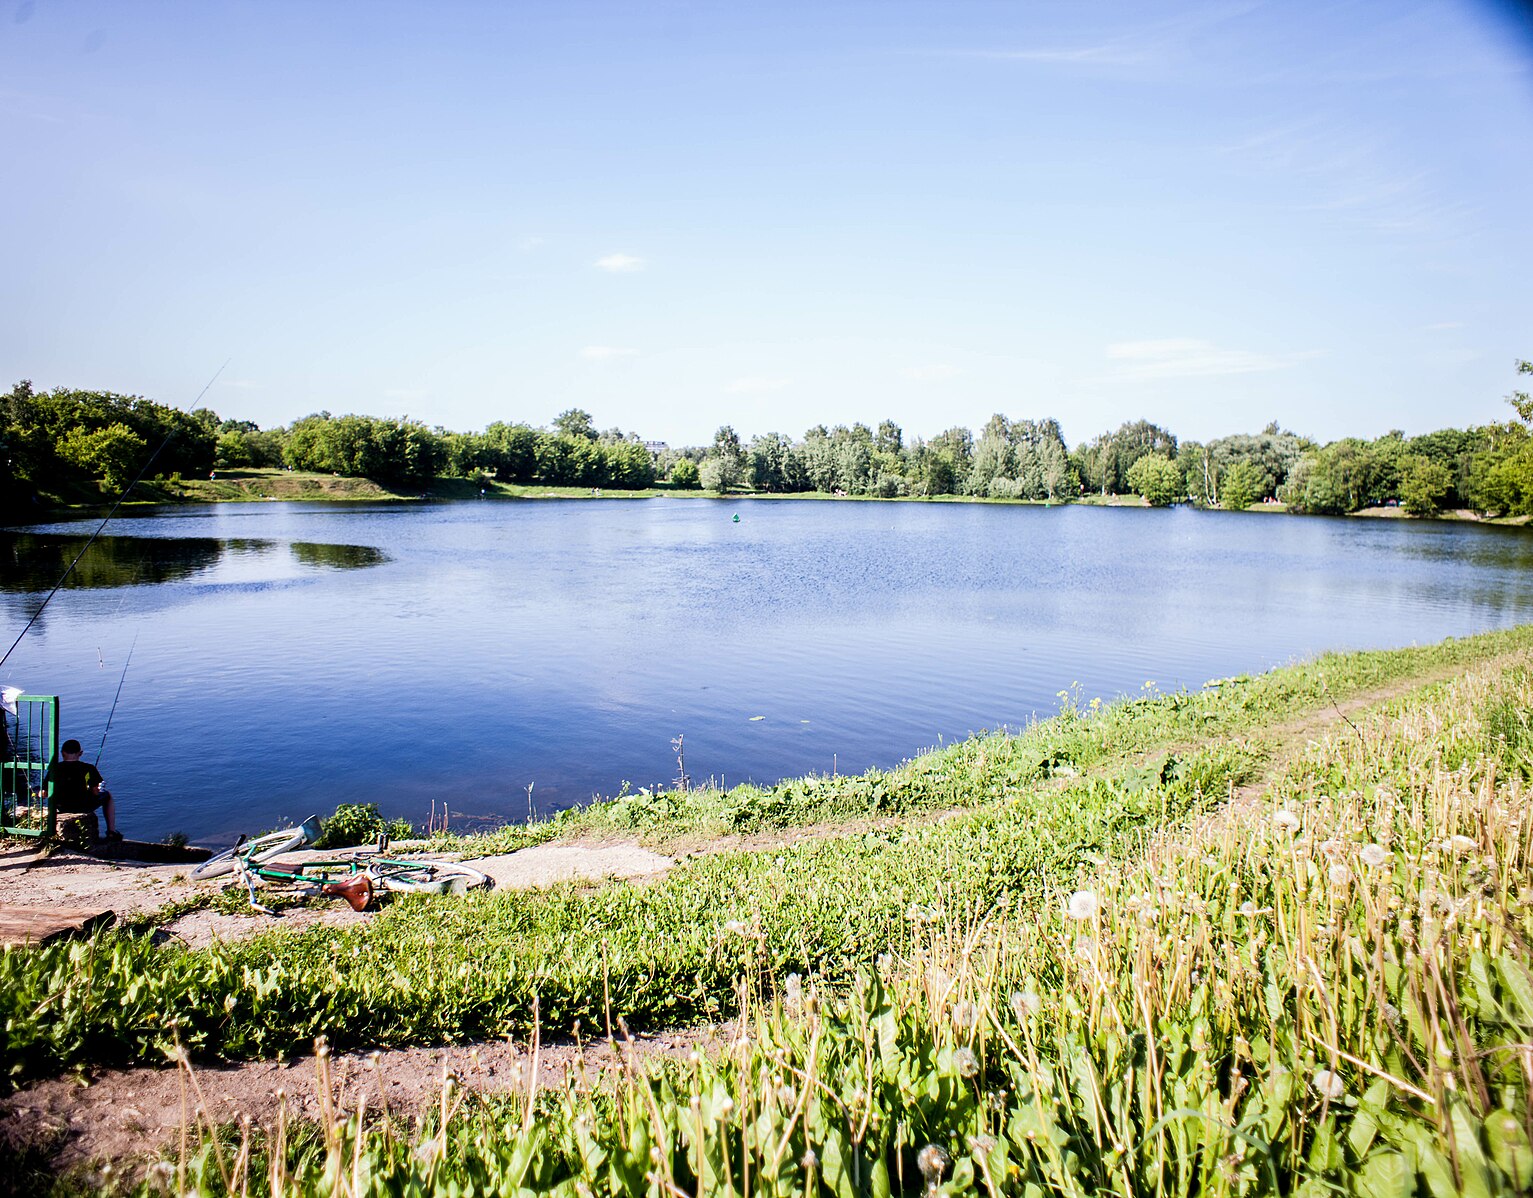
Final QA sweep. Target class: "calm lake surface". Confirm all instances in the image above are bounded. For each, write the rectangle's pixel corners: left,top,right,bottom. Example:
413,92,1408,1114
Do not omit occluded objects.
2,498,1531,844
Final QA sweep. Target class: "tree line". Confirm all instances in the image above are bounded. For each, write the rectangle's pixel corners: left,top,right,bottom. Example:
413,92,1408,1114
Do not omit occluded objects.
4,361,1531,518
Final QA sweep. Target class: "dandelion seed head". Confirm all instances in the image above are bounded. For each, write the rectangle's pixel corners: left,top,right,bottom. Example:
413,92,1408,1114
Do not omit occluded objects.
800,1148,818,1171
954,1047,980,1078
1067,890,1100,921
1447,835,1477,855
1328,864,1351,886
1312,1069,1345,1100
1272,810,1300,831
1359,844,1390,868
917,1144,951,1182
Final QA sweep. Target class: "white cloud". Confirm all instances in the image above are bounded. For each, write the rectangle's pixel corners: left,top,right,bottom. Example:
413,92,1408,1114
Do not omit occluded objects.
901,364,961,382
595,253,645,273
580,345,638,359
1101,338,1287,380
725,376,791,394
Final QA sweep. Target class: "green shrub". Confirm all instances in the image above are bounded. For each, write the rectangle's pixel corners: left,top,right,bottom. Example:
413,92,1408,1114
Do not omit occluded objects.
312,801,412,849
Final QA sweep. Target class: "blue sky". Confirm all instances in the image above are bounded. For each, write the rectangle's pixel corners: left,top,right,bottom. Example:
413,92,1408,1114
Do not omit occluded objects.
3,0,1531,449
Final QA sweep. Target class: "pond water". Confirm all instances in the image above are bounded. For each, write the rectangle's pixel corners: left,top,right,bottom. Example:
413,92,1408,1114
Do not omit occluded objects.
2,498,1531,844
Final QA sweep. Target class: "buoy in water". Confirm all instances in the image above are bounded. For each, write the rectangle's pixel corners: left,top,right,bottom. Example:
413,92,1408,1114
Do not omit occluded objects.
732,513,740,523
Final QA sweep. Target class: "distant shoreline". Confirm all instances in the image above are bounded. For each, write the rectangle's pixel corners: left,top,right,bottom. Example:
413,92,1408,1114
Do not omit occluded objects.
19,467,1532,528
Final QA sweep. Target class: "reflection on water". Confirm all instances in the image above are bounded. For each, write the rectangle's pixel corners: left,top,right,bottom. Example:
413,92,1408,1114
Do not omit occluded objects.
0,499,1529,844
0,532,389,594
289,542,390,570
0,532,273,593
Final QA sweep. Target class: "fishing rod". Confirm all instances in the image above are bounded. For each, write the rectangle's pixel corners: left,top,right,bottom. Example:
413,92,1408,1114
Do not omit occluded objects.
0,360,229,672
95,632,138,767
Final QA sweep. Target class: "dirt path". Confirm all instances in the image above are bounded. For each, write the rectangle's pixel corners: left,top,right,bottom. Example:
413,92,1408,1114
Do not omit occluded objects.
1,1024,732,1180
0,839,676,950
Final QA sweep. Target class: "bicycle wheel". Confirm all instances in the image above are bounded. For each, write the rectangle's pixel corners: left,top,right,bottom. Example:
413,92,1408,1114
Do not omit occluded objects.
190,814,323,880
369,859,492,896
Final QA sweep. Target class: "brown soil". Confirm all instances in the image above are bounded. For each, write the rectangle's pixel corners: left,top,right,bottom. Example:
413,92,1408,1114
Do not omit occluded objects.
0,841,676,950
0,1024,731,1183
0,844,201,917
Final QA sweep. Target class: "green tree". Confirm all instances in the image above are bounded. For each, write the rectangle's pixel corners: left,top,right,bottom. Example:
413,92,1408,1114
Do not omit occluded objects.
699,425,747,494
748,433,799,492
482,422,538,482
1398,454,1453,516
1077,420,1178,494
1509,359,1533,423
1125,454,1181,506
698,455,740,493
1219,460,1262,511
1469,425,1533,516
965,434,1014,497
58,422,146,490
215,429,254,467
669,457,700,488
552,408,596,440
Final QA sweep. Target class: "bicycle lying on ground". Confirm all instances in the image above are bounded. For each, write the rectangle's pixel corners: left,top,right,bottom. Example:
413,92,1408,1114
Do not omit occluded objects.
190,816,492,912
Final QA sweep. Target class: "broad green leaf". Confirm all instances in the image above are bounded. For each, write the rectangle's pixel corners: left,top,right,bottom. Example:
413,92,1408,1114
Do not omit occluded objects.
1496,956,1533,1026
1485,1109,1533,1190
1347,1078,1392,1158
1355,1151,1412,1198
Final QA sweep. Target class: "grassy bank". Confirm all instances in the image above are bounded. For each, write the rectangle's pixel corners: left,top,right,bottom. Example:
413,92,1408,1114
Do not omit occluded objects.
6,626,1533,1194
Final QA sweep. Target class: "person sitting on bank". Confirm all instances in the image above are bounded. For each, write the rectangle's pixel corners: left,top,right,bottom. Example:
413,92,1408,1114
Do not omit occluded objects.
47,738,122,842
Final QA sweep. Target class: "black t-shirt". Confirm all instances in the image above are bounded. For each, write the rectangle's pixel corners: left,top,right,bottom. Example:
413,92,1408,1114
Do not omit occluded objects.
48,759,104,812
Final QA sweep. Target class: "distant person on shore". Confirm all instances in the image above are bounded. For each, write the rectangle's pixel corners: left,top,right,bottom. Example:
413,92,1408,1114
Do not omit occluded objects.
47,738,122,842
